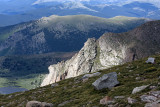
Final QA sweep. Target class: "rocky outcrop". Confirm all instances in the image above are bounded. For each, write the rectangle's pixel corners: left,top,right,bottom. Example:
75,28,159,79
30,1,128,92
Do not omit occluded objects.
41,20,160,86
41,38,97,86
41,32,131,86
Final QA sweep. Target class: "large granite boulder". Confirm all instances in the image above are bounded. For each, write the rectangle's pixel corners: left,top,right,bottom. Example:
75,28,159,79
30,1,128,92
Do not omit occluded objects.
92,72,119,90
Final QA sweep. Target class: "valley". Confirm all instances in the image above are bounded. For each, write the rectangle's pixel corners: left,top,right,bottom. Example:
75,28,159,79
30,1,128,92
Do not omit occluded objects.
1,0,160,107
0,52,76,90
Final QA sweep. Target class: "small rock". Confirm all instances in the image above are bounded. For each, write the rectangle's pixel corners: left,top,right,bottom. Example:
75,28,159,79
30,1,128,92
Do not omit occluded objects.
100,96,115,105
87,101,92,104
140,95,157,103
52,92,56,94
58,100,72,106
149,86,157,90
149,91,160,97
132,85,149,94
69,82,72,85
82,78,89,83
129,70,133,72
92,72,119,90
74,80,80,84
135,77,141,80
125,105,131,107
26,101,53,107
72,85,77,88
82,72,101,79
145,102,160,107
51,83,58,88
108,105,114,107
127,97,137,104
78,86,82,88
63,86,67,90
146,57,155,64
114,96,125,99
41,102,54,107
8,95,13,99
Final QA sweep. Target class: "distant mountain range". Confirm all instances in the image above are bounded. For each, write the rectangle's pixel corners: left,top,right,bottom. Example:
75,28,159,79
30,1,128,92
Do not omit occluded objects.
0,0,159,27
0,15,149,56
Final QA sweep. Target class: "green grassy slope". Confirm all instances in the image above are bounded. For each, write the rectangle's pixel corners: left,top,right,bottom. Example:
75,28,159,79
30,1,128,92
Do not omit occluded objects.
1,54,160,106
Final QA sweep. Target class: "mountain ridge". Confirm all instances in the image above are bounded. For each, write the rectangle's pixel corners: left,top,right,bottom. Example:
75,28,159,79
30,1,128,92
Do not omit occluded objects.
0,15,149,56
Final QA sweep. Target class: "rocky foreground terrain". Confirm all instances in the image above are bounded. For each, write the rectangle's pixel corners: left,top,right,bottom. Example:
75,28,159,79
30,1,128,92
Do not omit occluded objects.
41,20,160,86
1,54,160,107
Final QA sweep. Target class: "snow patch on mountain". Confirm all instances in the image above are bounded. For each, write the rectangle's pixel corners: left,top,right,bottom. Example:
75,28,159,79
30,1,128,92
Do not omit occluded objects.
59,2,98,12
33,0,160,8
133,7,145,12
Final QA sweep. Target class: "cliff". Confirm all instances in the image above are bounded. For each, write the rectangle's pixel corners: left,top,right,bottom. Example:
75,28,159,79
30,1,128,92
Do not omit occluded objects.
41,20,160,86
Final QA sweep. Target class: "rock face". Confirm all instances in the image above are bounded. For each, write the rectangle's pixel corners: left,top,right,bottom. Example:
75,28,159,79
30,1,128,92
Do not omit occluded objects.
26,101,53,107
41,20,160,86
92,72,119,90
41,38,97,86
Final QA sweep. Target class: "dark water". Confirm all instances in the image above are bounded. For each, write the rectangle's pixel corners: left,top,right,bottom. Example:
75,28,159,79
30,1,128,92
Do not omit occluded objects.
0,86,28,94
